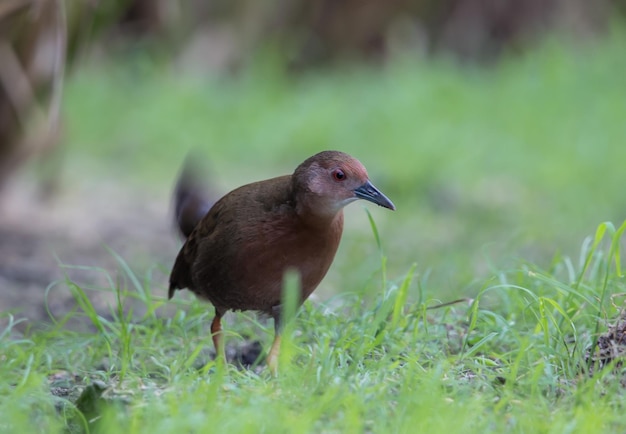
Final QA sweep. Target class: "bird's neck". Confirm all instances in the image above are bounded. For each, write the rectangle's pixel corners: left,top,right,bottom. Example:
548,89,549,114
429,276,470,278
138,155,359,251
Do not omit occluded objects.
290,176,344,228
294,196,344,229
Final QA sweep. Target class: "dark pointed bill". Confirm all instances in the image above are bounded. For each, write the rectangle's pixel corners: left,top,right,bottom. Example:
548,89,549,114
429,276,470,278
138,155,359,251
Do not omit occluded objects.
354,180,396,211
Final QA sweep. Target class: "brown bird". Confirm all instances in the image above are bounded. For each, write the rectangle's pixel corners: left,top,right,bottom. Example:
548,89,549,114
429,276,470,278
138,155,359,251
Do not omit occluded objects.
168,150,395,372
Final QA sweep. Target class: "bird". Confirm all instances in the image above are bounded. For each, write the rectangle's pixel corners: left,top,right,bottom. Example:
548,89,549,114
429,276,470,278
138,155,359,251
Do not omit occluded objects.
168,150,395,373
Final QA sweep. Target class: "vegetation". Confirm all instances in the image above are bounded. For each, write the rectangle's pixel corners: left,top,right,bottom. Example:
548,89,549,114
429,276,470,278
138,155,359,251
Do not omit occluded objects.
2,25,626,433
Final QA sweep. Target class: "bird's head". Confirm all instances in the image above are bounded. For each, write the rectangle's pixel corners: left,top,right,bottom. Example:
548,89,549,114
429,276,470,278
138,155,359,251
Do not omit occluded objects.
293,151,395,220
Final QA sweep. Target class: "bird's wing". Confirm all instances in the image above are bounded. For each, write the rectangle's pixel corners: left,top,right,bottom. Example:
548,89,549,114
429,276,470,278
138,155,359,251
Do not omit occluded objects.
168,196,226,297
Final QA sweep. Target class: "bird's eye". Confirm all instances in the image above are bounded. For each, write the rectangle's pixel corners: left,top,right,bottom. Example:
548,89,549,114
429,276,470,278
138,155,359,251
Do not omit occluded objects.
332,169,346,181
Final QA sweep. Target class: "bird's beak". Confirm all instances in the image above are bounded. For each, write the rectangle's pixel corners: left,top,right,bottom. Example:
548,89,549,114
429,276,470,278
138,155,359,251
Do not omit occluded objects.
354,180,396,211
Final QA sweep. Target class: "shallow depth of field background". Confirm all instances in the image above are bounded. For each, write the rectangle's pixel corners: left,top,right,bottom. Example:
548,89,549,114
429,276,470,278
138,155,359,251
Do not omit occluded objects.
2,0,625,312
1,1,626,433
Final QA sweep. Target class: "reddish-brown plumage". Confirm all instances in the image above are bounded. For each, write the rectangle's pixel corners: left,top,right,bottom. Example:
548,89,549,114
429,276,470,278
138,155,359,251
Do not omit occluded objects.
169,150,395,372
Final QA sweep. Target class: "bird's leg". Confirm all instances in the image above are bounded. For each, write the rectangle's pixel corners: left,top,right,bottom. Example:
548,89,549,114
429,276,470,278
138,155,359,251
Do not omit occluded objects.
211,310,225,362
266,306,282,376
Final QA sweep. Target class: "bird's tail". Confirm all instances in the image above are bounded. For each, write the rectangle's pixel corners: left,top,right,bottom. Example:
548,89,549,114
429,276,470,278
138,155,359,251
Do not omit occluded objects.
168,282,177,299
173,154,214,238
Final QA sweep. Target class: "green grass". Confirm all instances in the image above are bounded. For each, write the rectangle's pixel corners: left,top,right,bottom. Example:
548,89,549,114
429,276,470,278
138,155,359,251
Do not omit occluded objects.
4,24,626,433
2,220,626,433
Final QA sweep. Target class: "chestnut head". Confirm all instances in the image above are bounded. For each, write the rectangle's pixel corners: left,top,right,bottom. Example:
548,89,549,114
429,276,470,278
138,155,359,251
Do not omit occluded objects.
293,151,395,218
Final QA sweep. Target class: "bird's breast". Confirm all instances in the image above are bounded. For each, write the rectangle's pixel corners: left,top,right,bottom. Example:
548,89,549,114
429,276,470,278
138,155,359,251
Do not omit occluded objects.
194,212,343,314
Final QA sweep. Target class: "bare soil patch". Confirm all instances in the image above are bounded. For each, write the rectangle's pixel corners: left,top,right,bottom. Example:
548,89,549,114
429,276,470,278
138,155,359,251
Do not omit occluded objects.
0,174,178,331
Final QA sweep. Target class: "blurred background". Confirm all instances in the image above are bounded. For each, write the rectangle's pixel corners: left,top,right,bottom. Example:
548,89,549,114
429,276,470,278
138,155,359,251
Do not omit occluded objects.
1,0,625,327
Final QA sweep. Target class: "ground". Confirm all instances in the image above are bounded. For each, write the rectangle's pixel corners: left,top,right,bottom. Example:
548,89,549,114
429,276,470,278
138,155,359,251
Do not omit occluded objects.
0,171,176,329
